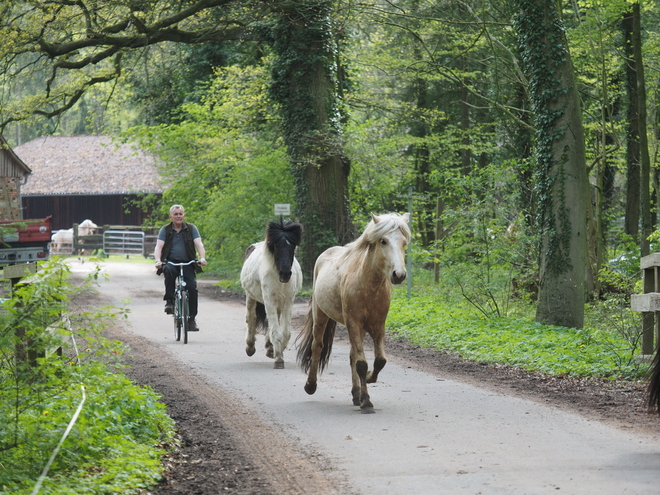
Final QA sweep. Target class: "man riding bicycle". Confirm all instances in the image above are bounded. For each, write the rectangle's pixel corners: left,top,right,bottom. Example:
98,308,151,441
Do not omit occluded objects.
154,204,207,332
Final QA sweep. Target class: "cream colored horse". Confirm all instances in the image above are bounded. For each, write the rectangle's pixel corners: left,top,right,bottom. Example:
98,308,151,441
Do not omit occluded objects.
296,213,411,413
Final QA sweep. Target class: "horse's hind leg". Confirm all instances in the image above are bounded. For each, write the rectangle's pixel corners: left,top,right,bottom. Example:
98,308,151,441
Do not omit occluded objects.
305,309,330,395
245,297,258,357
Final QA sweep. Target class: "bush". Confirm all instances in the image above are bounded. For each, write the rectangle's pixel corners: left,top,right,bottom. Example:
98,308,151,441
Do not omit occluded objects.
0,259,175,494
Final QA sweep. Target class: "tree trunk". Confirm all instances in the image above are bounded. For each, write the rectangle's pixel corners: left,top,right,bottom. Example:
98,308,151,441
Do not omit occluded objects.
512,84,536,229
622,9,641,241
632,2,652,256
270,0,353,279
411,74,434,247
514,0,589,328
460,56,471,178
586,47,616,295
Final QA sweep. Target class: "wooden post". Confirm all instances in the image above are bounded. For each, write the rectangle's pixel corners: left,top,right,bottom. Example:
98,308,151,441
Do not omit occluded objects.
643,259,655,355
630,253,660,355
7,263,38,367
7,263,62,370
73,223,79,254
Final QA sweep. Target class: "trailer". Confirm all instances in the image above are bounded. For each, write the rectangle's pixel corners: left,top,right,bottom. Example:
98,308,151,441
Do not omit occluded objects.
0,216,51,264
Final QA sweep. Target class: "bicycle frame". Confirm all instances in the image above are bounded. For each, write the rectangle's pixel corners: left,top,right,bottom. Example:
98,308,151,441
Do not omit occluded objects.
166,260,197,343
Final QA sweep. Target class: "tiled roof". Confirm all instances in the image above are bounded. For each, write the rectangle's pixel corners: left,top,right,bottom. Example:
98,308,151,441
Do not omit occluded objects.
14,135,164,195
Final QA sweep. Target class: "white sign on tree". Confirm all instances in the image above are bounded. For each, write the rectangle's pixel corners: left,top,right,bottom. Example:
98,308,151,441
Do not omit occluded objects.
274,204,290,216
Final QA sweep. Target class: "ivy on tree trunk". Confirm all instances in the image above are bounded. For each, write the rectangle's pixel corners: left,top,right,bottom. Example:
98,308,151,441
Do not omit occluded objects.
269,0,353,279
514,0,589,328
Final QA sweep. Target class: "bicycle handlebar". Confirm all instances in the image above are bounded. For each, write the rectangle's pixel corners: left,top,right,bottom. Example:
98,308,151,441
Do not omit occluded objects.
164,260,199,267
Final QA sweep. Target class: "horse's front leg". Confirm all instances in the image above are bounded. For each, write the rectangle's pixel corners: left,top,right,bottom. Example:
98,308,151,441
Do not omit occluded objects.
264,302,287,369
366,326,387,384
349,348,361,406
272,303,293,369
265,334,274,359
245,297,258,357
347,324,374,413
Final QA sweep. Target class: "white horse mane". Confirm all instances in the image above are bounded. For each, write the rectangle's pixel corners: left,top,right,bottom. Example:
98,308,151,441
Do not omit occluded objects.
352,213,411,248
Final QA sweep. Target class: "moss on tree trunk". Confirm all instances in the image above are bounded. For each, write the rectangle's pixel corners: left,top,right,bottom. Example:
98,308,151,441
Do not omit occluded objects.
514,0,589,328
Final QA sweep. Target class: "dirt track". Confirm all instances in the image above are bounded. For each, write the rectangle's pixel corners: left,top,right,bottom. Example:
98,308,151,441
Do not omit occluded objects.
73,261,660,494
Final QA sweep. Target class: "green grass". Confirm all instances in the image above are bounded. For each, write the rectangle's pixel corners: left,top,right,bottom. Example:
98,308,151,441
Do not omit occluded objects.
386,285,647,379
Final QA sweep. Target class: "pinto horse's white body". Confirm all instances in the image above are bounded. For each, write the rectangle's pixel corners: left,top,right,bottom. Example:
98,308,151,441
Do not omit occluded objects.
297,213,411,413
240,221,302,369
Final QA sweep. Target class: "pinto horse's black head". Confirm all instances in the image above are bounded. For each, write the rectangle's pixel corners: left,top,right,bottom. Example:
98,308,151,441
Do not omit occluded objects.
266,219,303,283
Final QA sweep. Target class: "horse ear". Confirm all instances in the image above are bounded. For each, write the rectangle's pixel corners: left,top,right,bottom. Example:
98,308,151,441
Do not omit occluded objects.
401,212,410,223
370,212,379,223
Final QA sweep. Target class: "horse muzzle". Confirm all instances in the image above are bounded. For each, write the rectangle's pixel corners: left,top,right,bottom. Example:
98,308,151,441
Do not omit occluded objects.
391,272,407,285
279,271,292,283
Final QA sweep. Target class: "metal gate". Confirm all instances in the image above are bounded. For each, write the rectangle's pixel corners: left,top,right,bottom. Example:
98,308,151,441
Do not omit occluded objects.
103,230,145,256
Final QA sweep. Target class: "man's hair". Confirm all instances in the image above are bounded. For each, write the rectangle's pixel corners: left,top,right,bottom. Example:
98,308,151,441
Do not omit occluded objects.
169,204,185,214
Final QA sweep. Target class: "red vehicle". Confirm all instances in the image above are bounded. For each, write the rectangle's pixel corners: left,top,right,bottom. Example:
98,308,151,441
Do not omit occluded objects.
0,216,51,264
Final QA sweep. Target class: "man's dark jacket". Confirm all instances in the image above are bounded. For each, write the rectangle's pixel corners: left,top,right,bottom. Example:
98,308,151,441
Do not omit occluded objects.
161,221,203,274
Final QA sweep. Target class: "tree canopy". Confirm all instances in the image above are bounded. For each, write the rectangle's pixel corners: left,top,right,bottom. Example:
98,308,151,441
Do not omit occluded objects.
4,0,660,328
0,0,263,130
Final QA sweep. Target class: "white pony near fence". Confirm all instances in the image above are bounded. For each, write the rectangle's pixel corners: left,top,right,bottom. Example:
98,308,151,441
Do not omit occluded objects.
77,219,99,256
78,219,98,236
50,229,74,255
50,219,99,256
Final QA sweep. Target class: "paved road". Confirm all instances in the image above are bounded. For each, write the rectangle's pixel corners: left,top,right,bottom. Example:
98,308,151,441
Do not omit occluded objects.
74,261,660,495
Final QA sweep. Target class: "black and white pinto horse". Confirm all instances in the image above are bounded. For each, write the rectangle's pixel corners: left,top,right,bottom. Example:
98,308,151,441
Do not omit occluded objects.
240,219,303,369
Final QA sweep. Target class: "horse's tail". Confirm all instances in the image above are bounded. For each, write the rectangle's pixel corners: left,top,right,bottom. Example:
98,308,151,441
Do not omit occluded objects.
255,302,268,334
648,345,660,412
296,304,336,375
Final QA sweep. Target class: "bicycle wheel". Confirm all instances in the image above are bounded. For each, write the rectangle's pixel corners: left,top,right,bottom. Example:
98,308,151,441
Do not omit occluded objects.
173,293,182,341
181,290,189,344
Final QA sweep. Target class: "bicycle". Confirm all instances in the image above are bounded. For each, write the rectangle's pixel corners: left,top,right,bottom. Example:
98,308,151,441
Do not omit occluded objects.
165,260,198,344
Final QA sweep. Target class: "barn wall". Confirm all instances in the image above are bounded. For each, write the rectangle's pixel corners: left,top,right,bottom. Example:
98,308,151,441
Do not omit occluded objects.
22,194,162,230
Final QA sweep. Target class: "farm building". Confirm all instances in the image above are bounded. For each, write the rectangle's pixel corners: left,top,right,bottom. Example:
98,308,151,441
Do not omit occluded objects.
13,135,163,230
0,134,32,220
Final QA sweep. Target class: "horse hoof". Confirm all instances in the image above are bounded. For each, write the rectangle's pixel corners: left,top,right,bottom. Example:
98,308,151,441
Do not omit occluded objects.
274,361,284,369
304,382,317,395
246,346,256,357
351,388,360,406
360,406,375,414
